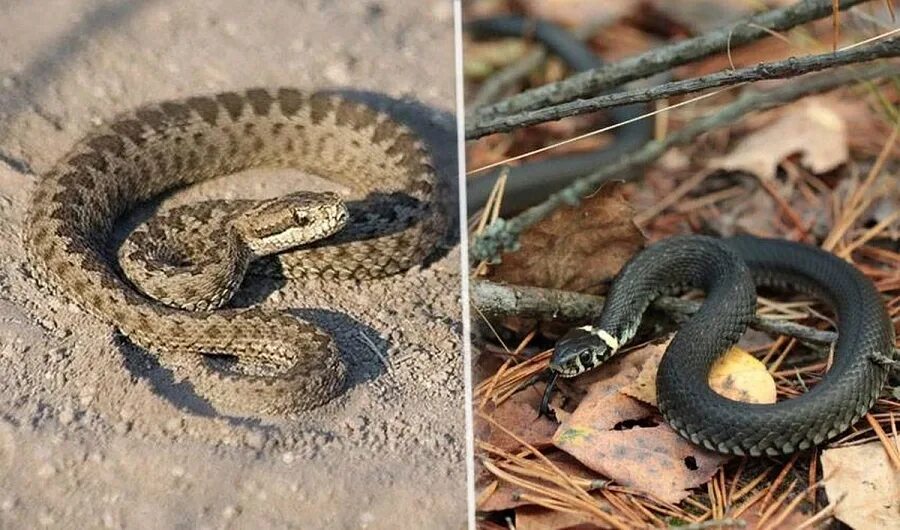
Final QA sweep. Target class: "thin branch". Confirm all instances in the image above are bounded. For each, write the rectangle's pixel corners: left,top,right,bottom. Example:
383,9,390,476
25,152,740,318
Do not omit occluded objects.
466,37,899,138
471,279,841,345
471,0,876,120
470,62,900,262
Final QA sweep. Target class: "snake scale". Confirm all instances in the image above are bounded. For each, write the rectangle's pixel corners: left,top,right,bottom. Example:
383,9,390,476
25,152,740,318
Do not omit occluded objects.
548,235,895,456
24,88,445,415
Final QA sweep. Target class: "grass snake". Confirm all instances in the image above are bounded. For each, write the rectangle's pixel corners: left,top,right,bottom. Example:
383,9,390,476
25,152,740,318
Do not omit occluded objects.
549,235,895,456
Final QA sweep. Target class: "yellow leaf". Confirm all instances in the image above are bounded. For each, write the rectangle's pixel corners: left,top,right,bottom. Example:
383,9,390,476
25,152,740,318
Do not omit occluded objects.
708,347,777,404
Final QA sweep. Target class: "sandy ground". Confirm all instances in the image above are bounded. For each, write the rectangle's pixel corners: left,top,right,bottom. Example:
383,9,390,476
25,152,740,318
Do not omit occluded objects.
0,1,466,528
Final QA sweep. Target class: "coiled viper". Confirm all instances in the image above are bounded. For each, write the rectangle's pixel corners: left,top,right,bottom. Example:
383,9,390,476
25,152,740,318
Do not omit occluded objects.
24,88,445,415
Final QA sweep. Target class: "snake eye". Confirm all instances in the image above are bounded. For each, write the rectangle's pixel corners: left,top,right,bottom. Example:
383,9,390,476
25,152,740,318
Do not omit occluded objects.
293,212,311,227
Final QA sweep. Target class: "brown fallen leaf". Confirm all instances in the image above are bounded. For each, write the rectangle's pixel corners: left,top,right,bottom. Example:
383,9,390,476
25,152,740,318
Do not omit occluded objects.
475,520,508,530
554,418,729,504
622,342,777,406
710,98,849,180
488,183,645,294
619,339,670,406
822,437,900,530
476,383,559,453
648,0,762,34
553,341,730,504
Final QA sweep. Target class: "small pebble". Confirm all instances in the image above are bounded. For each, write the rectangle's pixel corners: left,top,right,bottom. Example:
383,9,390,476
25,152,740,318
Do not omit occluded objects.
222,505,241,520
164,417,183,433
58,406,75,426
49,348,66,363
281,451,294,464
324,63,350,84
245,431,266,450
38,509,54,526
37,463,56,478
1,496,16,511
346,415,366,431
113,421,131,435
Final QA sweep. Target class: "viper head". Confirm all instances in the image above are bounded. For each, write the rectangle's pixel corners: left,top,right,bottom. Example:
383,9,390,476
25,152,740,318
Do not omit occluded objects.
549,325,619,378
237,191,349,256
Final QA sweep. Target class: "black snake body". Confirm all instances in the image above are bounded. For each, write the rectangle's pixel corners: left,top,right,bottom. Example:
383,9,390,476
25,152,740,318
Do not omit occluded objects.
551,235,895,456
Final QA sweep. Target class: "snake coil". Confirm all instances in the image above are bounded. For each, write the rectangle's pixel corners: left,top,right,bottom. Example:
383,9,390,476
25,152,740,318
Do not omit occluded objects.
549,235,895,456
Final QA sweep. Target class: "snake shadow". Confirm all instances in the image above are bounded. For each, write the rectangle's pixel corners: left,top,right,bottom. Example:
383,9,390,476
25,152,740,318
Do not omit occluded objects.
119,307,390,423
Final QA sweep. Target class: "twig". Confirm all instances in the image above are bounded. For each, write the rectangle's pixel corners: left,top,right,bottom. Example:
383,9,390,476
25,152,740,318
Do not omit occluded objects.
470,62,900,262
865,414,900,469
466,37,899,138
471,0,876,120
471,279,844,345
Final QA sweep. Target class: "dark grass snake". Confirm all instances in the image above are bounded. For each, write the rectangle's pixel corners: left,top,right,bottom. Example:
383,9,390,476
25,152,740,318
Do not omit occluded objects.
547,235,895,456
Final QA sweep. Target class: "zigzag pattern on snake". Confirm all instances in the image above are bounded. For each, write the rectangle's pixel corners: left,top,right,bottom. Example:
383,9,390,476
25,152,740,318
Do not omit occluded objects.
24,88,445,415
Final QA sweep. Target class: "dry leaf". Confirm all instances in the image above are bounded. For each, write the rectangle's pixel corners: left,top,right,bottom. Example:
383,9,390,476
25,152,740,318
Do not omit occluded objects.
554,418,728,504
488,184,645,294
708,347,777,404
710,99,848,180
822,437,900,530
620,339,670,406
477,383,559,453
553,341,729,503
622,342,776,406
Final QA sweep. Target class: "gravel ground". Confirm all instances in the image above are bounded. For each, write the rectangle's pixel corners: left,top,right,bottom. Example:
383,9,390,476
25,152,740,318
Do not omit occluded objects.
0,1,466,528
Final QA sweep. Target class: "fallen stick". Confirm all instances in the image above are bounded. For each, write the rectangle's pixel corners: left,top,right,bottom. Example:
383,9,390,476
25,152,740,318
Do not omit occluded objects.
471,278,839,344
